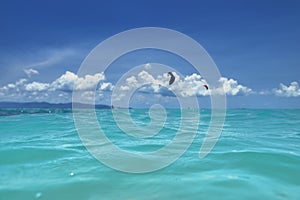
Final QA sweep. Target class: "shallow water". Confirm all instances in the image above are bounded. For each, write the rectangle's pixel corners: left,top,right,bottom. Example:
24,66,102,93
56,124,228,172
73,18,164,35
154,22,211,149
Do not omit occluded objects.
0,109,299,199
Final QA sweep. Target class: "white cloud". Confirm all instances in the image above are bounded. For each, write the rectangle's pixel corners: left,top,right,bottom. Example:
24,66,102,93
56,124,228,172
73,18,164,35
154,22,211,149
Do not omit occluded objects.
144,63,151,70
25,82,50,92
1,47,87,89
215,77,252,96
273,81,300,97
16,79,28,86
0,71,113,102
99,82,114,91
75,73,106,91
50,71,110,92
8,70,298,105
0,78,27,92
114,71,252,98
7,83,16,89
50,71,78,91
4,71,111,93
175,73,209,97
23,68,39,78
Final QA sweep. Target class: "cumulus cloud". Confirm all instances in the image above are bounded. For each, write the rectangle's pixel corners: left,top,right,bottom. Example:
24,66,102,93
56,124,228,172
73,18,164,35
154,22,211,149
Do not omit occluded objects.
75,73,106,91
50,71,78,91
216,77,252,96
0,71,114,102
25,82,50,92
115,71,252,98
1,71,112,93
99,82,114,91
273,81,300,97
0,69,256,104
0,78,27,91
50,71,112,92
5,69,290,104
23,68,39,78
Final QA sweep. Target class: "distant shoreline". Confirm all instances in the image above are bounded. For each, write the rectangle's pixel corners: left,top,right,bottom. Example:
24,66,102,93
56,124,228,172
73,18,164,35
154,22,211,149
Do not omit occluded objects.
0,102,112,109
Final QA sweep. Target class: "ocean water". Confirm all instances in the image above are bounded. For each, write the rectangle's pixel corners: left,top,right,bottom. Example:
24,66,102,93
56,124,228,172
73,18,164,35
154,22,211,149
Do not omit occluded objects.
0,109,299,200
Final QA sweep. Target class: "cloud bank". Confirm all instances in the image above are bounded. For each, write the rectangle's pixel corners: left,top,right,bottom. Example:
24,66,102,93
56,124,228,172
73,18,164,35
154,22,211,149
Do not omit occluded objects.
116,71,252,98
0,71,113,102
0,69,299,104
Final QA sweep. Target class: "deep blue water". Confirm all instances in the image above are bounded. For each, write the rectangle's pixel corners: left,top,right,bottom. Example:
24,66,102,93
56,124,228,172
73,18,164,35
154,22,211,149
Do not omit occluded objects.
0,109,299,200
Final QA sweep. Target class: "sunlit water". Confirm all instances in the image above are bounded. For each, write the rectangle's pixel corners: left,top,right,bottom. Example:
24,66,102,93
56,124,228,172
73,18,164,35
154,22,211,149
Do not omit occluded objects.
0,109,299,200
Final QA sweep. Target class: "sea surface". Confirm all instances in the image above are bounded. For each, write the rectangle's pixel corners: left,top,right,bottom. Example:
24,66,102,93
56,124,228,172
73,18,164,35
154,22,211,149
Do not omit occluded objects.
0,109,299,200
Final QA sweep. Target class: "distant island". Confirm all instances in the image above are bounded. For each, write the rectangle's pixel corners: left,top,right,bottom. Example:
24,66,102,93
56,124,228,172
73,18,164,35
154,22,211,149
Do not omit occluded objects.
0,102,113,109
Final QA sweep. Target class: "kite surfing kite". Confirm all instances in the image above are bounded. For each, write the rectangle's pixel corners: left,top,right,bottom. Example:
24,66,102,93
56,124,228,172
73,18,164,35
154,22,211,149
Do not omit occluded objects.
168,72,175,85
168,71,209,90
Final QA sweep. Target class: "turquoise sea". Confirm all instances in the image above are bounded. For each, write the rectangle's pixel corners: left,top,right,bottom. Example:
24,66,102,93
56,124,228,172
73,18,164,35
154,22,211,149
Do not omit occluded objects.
0,109,299,200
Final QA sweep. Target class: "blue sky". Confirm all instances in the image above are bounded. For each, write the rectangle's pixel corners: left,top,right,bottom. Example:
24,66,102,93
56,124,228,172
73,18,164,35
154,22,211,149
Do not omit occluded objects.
0,0,299,108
